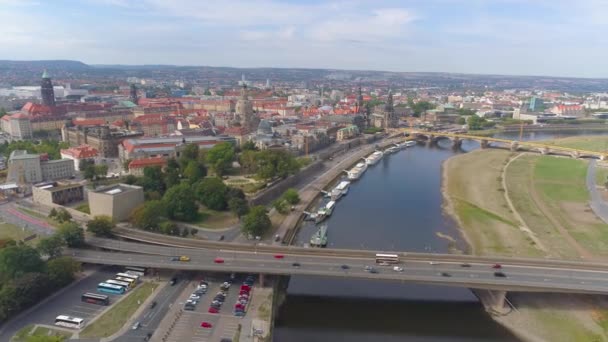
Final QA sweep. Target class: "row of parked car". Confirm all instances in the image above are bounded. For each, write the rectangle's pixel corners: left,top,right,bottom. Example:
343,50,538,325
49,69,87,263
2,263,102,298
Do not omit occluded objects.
234,275,255,317
185,280,208,311
208,278,233,314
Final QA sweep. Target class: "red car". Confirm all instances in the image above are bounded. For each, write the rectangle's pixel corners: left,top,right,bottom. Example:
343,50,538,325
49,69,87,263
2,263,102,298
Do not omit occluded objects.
240,285,251,291
201,322,213,328
239,291,249,296
214,258,225,264
208,307,219,314
235,303,245,309
274,254,285,259
492,264,502,269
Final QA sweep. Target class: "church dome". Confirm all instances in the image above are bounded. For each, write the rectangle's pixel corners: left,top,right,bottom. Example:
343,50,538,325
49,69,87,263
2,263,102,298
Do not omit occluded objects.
257,119,272,135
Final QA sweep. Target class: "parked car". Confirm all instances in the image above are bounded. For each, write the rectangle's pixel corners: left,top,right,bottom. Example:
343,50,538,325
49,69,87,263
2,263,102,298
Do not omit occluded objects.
169,277,178,286
208,307,219,313
132,322,141,330
492,264,502,269
201,322,213,328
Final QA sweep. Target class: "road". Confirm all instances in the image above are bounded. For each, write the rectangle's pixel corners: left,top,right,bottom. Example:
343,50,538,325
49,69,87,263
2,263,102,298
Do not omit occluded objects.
0,268,118,341
587,160,608,224
69,246,608,295
0,202,54,237
113,276,188,342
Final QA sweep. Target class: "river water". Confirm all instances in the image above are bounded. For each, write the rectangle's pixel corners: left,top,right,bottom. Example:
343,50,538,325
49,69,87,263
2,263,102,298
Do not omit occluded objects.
274,130,608,342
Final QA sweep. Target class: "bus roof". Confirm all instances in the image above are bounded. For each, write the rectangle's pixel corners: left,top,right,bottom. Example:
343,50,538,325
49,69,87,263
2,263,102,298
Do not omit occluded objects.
56,315,84,322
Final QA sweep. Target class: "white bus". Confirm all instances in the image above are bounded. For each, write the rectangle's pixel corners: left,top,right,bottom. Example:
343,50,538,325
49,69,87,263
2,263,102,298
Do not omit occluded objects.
116,272,139,282
125,267,146,276
105,279,130,290
115,277,136,288
375,253,399,265
55,315,84,329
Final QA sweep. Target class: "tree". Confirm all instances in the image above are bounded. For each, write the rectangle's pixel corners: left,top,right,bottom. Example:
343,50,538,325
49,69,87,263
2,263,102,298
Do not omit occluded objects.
139,166,165,195
55,209,72,223
205,142,235,176
163,184,198,222
0,107,7,118
164,168,181,188
47,256,80,287
282,188,300,205
124,174,139,185
457,108,477,116
130,200,166,231
228,197,249,217
239,150,259,172
195,177,228,210
242,206,271,237
122,159,132,172
227,187,245,200
159,221,180,236
181,143,199,161
48,208,57,219
183,161,205,184
86,215,115,237
272,199,289,214
36,234,65,259
457,117,466,125
94,164,108,178
256,150,299,179
242,140,257,151
0,245,45,281
57,222,85,247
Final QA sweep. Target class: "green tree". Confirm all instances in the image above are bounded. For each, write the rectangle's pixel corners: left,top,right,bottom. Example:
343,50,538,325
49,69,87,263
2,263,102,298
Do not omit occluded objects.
256,150,299,179
242,140,258,151
122,158,132,172
0,107,7,118
164,169,181,188
205,142,235,176
227,187,245,200
272,199,289,214
239,150,259,172
195,177,228,210
94,164,108,178
138,166,165,195
181,143,199,161
55,209,72,223
86,215,115,237
228,197,249,218
457,108,476,116
36,234,65,259
159,221,180,236
47,256,80,287
48,208,57,219
457,117,466,125
408,99,436,117
163,184,198,221
242,206,271,237
183,161,205,184
130,200,166,231
282,188,300,205
0,245,45,281
57,222,85,247
124,174,139,185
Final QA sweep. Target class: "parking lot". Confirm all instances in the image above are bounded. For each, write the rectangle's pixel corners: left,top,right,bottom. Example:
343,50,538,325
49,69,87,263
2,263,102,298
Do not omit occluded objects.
162,274,256,342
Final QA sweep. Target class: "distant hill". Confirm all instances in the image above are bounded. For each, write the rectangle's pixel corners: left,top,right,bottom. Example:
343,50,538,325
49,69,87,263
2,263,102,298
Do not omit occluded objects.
0,60,90,70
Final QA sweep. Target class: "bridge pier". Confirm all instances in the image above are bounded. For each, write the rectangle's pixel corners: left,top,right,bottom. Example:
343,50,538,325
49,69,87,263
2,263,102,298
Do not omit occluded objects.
570,151,580,159
510,141,519,152
259,273,265,287
473,289,511,315
538,147,549,155
480,140,489,149
452,137,462,149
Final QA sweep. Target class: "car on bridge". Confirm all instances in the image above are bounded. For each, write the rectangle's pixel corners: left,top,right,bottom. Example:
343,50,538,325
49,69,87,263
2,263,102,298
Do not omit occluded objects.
179,256,191,262
214,257,224,263
494,271,506,277
492,263,502,269
274,254,285,259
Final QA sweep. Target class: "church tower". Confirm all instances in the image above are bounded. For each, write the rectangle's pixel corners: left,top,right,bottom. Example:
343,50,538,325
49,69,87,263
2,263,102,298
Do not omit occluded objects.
41,69,56,107
383,90,397,128
235,84,255,132
130,83,139,104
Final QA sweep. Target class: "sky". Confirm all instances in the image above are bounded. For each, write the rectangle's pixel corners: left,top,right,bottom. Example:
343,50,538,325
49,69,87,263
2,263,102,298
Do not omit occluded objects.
1,0,607,78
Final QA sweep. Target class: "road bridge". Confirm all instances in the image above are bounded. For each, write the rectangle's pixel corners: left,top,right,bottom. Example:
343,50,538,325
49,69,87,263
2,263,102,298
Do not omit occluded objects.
404,130,608,160
81,237,608,312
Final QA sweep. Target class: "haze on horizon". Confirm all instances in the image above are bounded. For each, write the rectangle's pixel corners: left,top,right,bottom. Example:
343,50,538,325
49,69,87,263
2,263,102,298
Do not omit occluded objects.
1,0,607,79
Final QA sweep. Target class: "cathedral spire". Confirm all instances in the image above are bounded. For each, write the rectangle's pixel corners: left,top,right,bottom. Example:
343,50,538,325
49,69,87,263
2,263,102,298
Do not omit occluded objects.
385,89,394,113
40,69,56,107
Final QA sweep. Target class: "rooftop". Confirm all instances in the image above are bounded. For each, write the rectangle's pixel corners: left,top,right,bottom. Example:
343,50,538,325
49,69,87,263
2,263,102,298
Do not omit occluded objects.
92,183,143,195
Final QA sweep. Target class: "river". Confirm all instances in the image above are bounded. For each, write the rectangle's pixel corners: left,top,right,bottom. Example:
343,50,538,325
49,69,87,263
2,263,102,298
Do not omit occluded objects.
274,130,608,342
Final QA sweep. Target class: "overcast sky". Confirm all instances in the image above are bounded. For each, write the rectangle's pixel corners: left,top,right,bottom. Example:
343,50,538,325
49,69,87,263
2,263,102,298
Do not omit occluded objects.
1,0,607,78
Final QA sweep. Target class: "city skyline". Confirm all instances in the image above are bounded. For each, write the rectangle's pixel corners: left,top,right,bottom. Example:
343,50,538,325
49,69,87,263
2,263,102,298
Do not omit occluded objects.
1,0,608,78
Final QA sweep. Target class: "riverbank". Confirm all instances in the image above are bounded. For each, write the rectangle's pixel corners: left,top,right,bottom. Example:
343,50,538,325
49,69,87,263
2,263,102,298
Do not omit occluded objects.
442,143,608,341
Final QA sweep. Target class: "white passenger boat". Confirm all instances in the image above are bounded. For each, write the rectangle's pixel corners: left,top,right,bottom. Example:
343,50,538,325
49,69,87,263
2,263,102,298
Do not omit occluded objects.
330,181,350,201
365,151,384,165
346,162,368,180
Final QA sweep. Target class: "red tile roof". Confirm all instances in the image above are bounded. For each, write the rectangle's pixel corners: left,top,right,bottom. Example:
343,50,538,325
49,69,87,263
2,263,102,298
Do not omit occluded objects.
129,157,167,169
73,119,105,126
61,145,99,159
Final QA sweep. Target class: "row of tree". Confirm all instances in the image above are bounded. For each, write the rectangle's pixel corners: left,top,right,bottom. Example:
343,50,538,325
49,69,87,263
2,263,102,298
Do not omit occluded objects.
0,218,83,323
0,139,69,160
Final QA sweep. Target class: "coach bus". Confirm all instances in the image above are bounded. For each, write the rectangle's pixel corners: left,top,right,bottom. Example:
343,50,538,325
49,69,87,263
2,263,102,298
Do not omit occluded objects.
125,266,146,276
375,253,399,265
55,315,84,329
97,282,125,295
115,277,136,288
105,279,130,290
116,272,139,282
81,292,110,306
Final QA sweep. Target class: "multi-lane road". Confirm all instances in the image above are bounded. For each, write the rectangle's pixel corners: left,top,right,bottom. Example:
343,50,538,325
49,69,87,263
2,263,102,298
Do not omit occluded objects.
73,239,608,294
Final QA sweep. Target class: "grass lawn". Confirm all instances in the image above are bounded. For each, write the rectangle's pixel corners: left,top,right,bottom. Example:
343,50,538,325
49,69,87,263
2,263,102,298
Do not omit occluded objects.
533,156,588,183
529,308,603,342
80,282,158,338
12,324,34,341
540,135,608,152
194,209,239,229
74,203,90,214
596,166,608,187
0,222,39,244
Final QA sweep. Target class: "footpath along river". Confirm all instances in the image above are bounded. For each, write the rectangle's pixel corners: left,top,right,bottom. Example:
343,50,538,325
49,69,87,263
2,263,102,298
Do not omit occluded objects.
274,130,608,342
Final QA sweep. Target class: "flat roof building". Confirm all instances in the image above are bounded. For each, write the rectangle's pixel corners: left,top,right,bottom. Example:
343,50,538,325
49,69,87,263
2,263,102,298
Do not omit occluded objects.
32,182,84,206
88,183,144,221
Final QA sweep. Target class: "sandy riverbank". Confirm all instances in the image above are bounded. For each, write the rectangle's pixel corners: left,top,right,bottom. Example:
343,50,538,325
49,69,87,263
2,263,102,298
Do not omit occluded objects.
441,147,608,341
